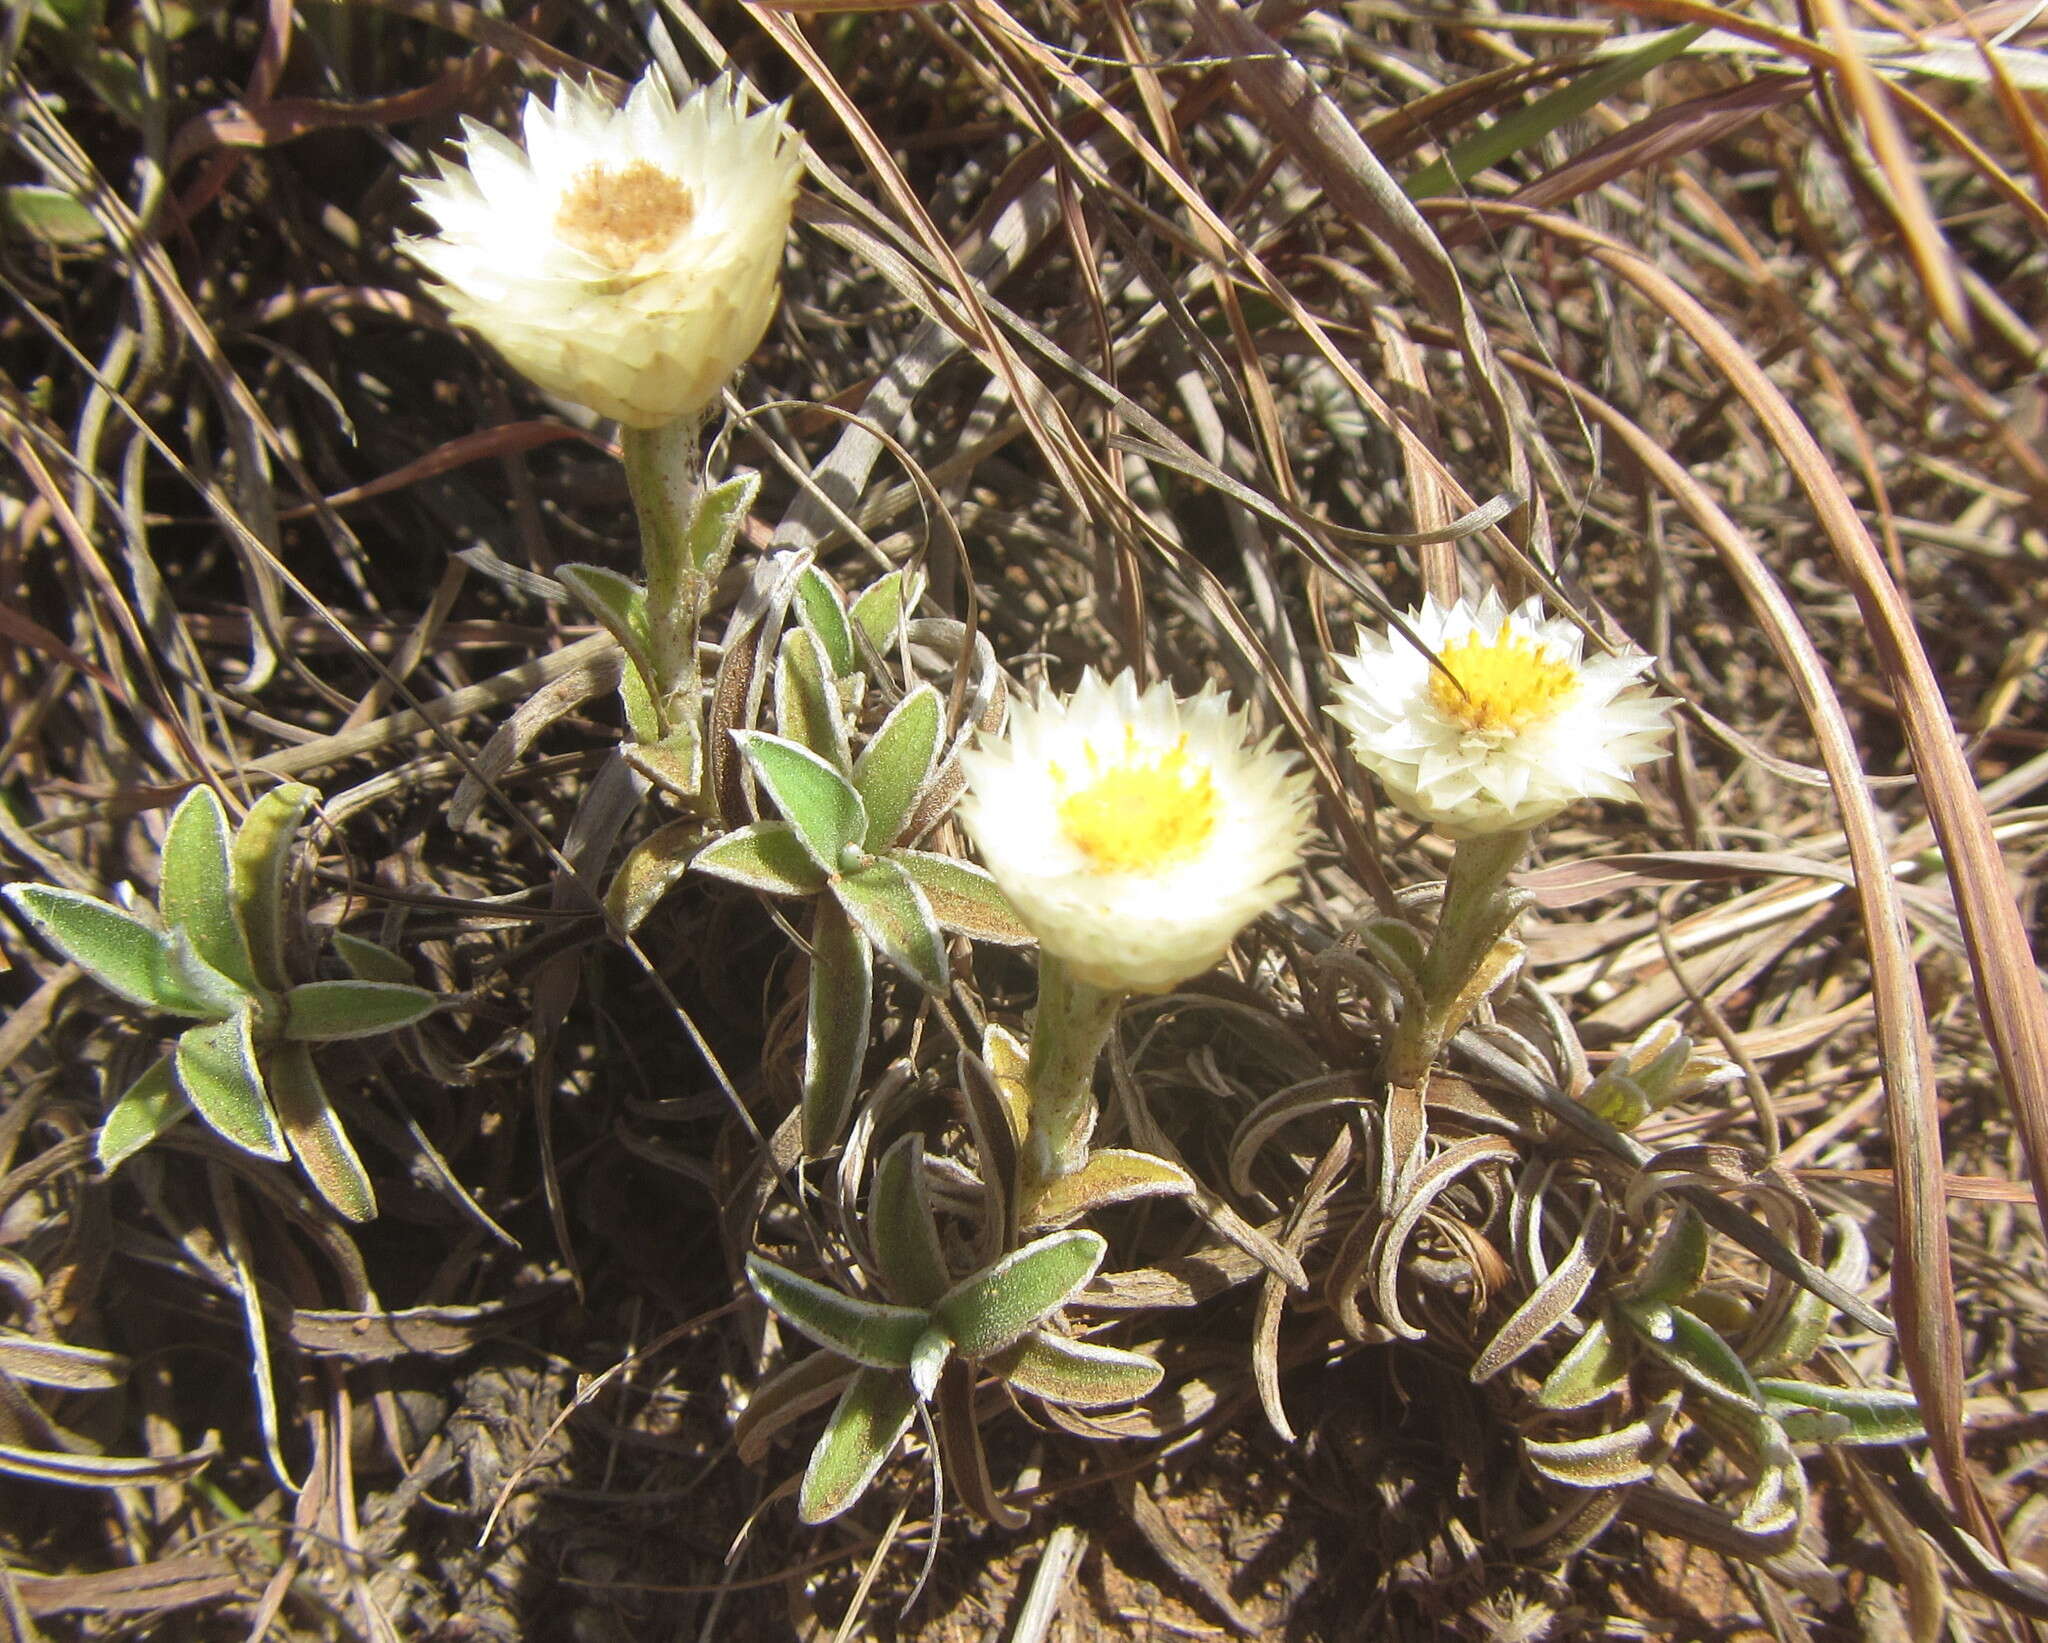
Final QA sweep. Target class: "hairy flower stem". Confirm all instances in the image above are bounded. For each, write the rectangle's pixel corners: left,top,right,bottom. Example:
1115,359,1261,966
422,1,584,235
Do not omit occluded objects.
1385,828,1529,1088
621,416,706,738
1021,955,1127,1189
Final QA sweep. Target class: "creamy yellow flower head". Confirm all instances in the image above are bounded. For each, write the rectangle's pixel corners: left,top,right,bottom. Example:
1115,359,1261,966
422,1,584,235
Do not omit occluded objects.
403,70,800,428
957,671,1313,994
1327,592,1673,838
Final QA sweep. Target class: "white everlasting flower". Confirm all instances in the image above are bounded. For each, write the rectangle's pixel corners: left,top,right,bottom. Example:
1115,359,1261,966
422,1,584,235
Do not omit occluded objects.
1327,592,1673,838
403,70,800,428
957,671,1313,994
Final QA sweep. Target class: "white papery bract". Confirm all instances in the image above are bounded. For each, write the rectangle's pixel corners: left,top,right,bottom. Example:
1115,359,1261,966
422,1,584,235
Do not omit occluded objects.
403,71,799,428
1328,593,1673,838
957,671,1312,994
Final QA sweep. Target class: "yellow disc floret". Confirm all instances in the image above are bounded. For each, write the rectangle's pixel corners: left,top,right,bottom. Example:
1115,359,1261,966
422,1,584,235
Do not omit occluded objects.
1429,624,1578,734
555,161,695,269
1057,733,1219,872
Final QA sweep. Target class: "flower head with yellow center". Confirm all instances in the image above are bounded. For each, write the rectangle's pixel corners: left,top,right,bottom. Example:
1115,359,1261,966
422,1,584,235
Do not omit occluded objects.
957,671,1313,994
402,70,800,428
1328,592,1673,838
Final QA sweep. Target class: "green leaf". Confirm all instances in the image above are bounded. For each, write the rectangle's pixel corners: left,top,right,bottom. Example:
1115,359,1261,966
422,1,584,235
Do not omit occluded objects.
330,932,415,986
558,564,658,707
1521,1394,1681,1488
934,1230,1106,1361
799,1366,918,1525
1760,1378,1925,1446
1535,1317,1632,1411
282,981,438,1042
1,184,104,246
1028,1148,1195,1228
97,1056,188,1172
1748,1214,1868,1375
619,658,661,744
774,626,851,772
684,470,760,581
1625,1209,1709,1305
603,818,712,933
853,686,941,849
174,1012,286,1160
993,1331,1163,1407
794,564,855,677
891,851,1032,944
624,728,701,802
869,1135,949,1308
851,568,922,655
5,885,179,1012
691,821,829,899
802,896,872,1156
267,1043,375,1221
1619,1301,1763,1413
733,731,867,874
231,783,315,993
745,1254,929,1370
158,928,249,1020
159,787,256,990
832,858,946,993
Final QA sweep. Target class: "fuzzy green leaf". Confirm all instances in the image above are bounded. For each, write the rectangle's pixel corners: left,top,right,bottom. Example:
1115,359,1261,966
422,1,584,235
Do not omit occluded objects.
1748,1214,1869,1376
5,885,182,1012
557,564,658,705
2,184,105,246
870,1135,949,1308
267,1043,375,1221
1625,1209,1709,1306
832,858,946,992
174,1011,285,1160
745,1255,929,1370
774,626,851,772
890,851,1032,945
602,818,710,933
231,783,315,993
851,568,922,655
993,1331,1163,1407
330,932,415,986
1619,1300,1763,1413
1760,1378,1925,1446
692,821,829,899
97,1055,188,1172
934,1230,1106,1361
802,896,872,1156
733,731,867,874
853,686,942,848
684,470,759,581
159,928,249,1020
159,787,256,990
794,564,855,677
799,1366,918,1525
282,981,438,1042
1522,1398,1680,1489
1535,1317,1632,1411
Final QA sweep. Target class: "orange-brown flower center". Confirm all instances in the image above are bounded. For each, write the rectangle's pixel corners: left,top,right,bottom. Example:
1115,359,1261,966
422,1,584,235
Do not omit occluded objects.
555,161,694,268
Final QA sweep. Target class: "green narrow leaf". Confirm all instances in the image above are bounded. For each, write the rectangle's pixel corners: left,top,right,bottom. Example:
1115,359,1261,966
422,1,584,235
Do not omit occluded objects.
692,821,829,899
1619,1300,1764,1413
993,1331,1163,1407
231,783,316,993
97,1055,188,1172
794,564,855,677
330,932,415,985
733,731,867,873
869,1135,949,1308
268,1043,375,1221
2,184,105,246
619,658,662,744
832,858,946,992
159,928,248,1020
174,1012,286,1160
558,564,659,706
853,686,941,849
1536,1317,1632,1411
744,1254,929,1370
603,818,710,933
851,567,923,655
1625,1209,1709,1305
802,896,872,1156
4,885,177,1012
1759,1378,1925,1446
890,851,1032,945
159,787,256,989
1521,1396,1680,1489
799,1366,918,1525
683,470,760,582
774,626,851,772
282,981,438,1042
933,1230,1106,1360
